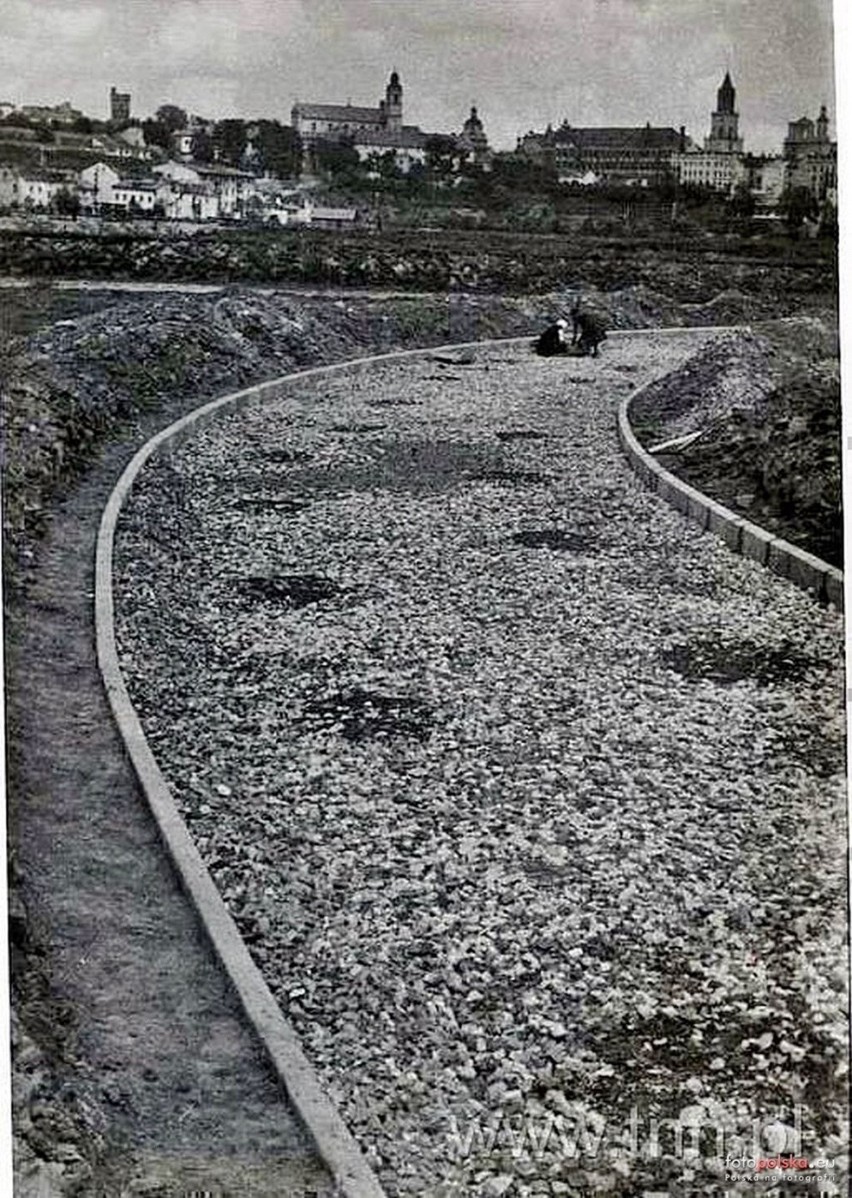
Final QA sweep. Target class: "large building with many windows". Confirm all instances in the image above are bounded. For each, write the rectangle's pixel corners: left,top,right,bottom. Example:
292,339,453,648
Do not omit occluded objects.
517,121,690,186
292,71,405,150
292,71,431,170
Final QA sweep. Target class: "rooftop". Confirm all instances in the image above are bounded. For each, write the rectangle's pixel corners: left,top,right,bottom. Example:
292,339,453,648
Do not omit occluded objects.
354,126,428,149
293,102,383,124
549,125,684,149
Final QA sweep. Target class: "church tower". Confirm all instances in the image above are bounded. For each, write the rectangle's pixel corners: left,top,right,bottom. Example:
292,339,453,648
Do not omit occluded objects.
383,71,403,131
705,71,743,153
816,104,829,142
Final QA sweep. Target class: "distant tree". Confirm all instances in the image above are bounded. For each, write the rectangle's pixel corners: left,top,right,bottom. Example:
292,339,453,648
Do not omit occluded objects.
244,193,266,225
155,104,188,133
655,174,678,204
191,128,215,163
728,180,756,220
71,115,93,135
253,120,301,178
313,136,360,180
678,181,717,206
213,118,248,166
54,188,80,218
778,185,818,232
819,198,838,239
490,153,556,193
364,149,402,184
142,119,170,151
425,134,457,182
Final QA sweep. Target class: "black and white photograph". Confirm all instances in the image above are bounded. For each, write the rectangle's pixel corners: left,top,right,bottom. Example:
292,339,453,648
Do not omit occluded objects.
1,1,848,1195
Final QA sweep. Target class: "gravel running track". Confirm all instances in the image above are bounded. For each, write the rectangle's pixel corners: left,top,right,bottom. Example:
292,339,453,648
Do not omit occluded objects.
112,333,848,1197
6,412,335,1194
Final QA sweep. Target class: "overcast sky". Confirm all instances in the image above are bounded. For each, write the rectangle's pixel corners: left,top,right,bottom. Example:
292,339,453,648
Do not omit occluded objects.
0,0,839,154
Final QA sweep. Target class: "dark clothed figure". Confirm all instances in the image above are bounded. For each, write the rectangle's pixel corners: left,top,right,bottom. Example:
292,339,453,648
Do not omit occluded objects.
535,319,569,357
574,311,608,357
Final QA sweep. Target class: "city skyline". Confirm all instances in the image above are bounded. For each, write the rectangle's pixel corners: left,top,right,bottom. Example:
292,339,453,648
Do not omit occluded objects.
0,0,840,155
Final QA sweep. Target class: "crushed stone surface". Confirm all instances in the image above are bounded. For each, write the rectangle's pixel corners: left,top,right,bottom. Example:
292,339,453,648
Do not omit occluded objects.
113,332,848,1197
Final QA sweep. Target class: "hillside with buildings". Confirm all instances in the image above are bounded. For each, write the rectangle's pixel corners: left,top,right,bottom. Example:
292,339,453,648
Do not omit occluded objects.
0,71,837,236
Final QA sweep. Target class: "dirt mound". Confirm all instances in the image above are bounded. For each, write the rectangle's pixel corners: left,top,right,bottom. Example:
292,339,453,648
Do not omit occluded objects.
630,330,776,439
668,371,843,567
601,282,686,328
756,314,841,365
631,317,842,568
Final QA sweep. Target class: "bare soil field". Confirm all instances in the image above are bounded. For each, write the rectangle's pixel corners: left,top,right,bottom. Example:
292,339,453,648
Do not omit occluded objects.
0,225,837,301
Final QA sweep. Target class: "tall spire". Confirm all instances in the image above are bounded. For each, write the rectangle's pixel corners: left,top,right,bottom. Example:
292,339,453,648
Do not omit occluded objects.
704,70,742,153
717,71,736,115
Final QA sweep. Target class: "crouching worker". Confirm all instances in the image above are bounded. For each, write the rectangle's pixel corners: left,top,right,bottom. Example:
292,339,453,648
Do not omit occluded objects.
574,310,608,357
535,318,569,357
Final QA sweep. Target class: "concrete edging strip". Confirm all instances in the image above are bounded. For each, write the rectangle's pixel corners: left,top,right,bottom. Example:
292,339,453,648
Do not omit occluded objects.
617,367,844,607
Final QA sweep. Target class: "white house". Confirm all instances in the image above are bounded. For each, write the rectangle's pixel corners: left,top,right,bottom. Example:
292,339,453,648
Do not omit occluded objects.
79,161,121,211
354,127,428,175
152,161,214,220
280,197,357,228
109,177,162,214
0,166,72,209
194,161,256,217
675,149,746,195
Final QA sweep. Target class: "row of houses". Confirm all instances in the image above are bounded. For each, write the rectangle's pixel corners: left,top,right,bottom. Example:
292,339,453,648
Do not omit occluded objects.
0,156,357,228
517,74,837,206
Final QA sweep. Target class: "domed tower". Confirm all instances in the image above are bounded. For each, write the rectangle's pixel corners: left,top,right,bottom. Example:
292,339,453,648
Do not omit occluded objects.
705,71,743,153
384,71,403,131
816,104,829,142
458,106,489,162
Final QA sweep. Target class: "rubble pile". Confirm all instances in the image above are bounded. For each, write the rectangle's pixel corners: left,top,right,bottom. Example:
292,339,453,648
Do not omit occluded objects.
632,320,842,566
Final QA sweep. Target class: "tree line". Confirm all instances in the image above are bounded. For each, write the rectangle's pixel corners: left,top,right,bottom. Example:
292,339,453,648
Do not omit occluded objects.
140,106,301,178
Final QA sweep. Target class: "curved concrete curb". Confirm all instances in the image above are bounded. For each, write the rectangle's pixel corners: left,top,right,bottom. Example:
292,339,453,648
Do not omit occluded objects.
618,371,844,608
94,325,741,1195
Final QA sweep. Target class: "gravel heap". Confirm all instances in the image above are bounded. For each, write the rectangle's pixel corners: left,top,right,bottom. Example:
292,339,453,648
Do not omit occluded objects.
629,321,842,567
629,331,776,441
114,333,847,1197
